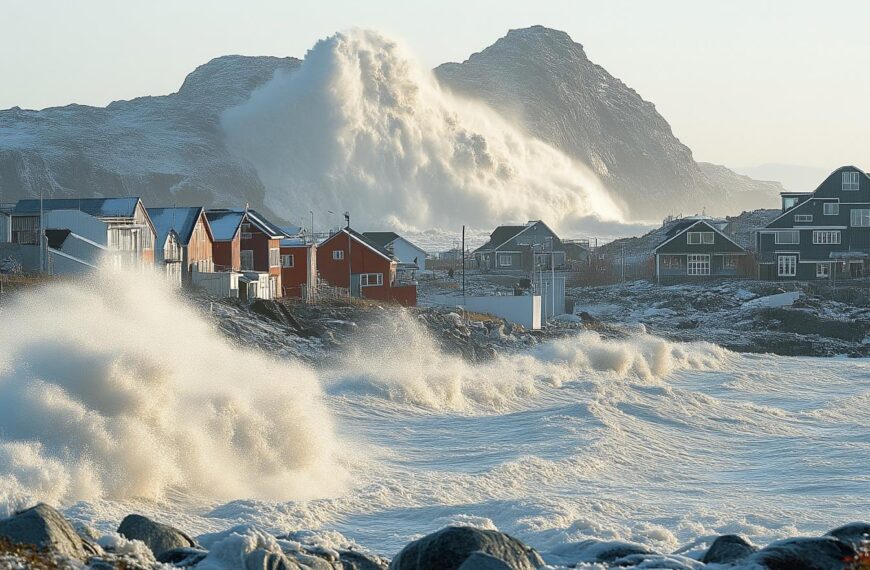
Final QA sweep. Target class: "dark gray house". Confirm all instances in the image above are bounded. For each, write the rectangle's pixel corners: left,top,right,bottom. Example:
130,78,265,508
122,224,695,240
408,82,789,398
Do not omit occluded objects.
757,166,870,280
473,221,565,273
654,218,748,281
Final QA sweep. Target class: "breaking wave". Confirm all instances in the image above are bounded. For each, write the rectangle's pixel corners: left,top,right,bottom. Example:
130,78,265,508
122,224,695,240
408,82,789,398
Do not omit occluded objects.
223,29,625,232
326,312,729,412
0,269,343,513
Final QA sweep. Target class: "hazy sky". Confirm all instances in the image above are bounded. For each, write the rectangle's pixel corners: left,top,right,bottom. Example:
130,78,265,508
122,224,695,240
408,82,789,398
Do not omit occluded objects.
2,0,868,171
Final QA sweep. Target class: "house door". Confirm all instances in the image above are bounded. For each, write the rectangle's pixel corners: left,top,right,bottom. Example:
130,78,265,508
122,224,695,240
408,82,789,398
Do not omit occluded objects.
849,262,864,278
350,274,361,297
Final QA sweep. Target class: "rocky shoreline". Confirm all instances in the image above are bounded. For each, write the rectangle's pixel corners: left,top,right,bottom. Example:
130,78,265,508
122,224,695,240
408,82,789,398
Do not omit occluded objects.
0,504,867,569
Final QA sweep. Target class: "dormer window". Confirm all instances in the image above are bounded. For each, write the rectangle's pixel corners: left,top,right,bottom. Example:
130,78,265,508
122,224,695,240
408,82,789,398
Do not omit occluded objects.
782,196,799,210
843,171,860,191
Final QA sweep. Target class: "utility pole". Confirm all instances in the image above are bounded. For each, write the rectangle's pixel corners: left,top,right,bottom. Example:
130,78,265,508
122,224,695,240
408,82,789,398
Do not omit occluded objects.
344,211,351,298
461,225,466,300
309,210,314,243
39,187,45,274
621,245,625,284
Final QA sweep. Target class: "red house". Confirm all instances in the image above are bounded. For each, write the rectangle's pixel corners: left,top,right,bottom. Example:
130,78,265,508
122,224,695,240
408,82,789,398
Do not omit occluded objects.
316,227,417,306
280,237,317,301
205,209,244,272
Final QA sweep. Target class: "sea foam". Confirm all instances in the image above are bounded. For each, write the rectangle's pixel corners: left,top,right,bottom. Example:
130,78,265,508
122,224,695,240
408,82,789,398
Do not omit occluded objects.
0,268,343,514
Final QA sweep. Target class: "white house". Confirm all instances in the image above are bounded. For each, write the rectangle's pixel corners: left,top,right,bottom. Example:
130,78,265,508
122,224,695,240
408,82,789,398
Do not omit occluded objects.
362,231,428,271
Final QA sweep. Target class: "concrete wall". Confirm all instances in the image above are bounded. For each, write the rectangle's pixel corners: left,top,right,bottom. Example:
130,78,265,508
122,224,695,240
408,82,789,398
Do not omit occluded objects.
428,293,542,330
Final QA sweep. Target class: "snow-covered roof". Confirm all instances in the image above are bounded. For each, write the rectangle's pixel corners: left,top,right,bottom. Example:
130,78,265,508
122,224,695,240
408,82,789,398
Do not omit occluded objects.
280,237,309,247
147,207,205,248
14,197,141,218
245,209,287,238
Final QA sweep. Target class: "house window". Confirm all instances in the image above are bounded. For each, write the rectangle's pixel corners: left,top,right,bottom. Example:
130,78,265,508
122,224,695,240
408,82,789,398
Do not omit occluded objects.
333,250,344,260
723,255,738,269
661,255,683,269
687,232,714,245
687,254,710,275
823,203,840,216
269,248,280,267
778,255,797,277
498,253,513,267
360,273,383,287
794,214,813,222
281,254,294,268
816,263,830,278
240,250,254,270
775,230,800,244
842,171,860,191
850,208,870,227
242,223,251,231
813,230,841,244
241,232,253,240
782,196,799,210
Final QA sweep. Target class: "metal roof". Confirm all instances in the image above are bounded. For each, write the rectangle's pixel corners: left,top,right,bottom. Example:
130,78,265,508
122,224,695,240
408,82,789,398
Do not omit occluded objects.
14,197,141,218
147,207,205,248
205,210,245,241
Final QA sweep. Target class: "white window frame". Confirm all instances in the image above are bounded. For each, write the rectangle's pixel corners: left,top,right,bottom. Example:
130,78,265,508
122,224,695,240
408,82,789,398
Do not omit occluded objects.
497,253,513,267
778,255,797,277
843,171,860,191
241,232,253,240
794,214,813,222
722,255,738,269
816,263,830,278
850,208,870,227
687,231,714,245
662,255,683,269
687,254,710,275
812,230,841,245
823,203,839,216
359,272,383,287
332,250,344,260
775,230,800,244
281,254,295,268
240,249,254,270
268,248,280,267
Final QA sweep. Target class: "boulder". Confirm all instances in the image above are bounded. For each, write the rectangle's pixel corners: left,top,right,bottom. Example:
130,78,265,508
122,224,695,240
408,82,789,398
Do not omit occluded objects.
339,550,389,570
457,551,513,570
0,503,87,559
244,547,300,570
700,534,757,564
156,546,209,567
826,522,870,551
746,536,856,570
545,539,654,566
388,526,544,570
117,514,197,558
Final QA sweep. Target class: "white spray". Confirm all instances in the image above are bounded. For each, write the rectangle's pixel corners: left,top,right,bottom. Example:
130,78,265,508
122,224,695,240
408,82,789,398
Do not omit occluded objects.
0,268,344,514
222,29,625,232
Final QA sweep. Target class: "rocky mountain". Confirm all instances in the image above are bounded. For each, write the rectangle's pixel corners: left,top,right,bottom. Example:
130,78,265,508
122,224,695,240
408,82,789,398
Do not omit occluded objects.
435,26,782,218
0,55,299,218
0,27,781,225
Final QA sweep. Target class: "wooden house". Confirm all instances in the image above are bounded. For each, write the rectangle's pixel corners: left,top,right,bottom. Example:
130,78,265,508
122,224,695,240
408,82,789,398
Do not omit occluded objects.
757,166,870,280
316,227,416,306
147,207,215,286
654,218,748,281
280,237,317,300
11,197,156,267
473,221,566,273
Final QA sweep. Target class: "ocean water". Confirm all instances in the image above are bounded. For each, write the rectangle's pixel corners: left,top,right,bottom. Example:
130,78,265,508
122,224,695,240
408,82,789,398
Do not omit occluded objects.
1,271,867,561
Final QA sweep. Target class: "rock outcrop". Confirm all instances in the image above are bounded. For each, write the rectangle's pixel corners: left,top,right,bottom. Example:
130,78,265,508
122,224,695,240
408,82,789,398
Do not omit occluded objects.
388,526,544,570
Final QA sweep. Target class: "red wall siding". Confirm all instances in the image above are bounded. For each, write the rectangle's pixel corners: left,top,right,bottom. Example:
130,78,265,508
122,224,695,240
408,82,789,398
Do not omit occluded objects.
280,244,313,298
316,232,392,289
213,236,240,271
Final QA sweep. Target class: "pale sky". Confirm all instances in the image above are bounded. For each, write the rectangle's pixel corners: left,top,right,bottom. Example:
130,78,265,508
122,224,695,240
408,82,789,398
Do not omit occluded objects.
2,0,868,171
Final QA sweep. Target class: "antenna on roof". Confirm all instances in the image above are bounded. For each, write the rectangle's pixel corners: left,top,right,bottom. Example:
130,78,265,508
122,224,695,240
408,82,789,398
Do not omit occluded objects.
344,211,350,229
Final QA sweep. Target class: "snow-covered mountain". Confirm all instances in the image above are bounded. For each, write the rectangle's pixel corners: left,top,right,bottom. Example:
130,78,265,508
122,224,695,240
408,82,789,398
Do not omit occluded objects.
435,26,782,218
0,27,781,228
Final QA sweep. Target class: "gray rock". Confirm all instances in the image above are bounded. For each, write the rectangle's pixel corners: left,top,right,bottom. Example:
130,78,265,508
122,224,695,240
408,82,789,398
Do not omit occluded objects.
117,514,196,558
156,546,209,567
339,550,389,570
825,522,870,551
245,548,300,570
457,551,513,570
746,536,856,570
700,534,757,564
0,503,87,559
545,539,654,566
388,526,544,570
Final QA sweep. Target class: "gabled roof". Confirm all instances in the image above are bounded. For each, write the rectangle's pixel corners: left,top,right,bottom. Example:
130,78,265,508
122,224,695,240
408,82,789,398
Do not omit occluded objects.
147,207,211,249
205,209,245,241
245,209,287,238
764,165,870,228
363,231,426,254
321,227,396,261
654,219,746,252
14,197,141,218
474,225,526,253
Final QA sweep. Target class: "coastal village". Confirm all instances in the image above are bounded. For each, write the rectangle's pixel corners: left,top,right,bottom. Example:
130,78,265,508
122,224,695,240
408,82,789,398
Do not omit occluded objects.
1,165,869,331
